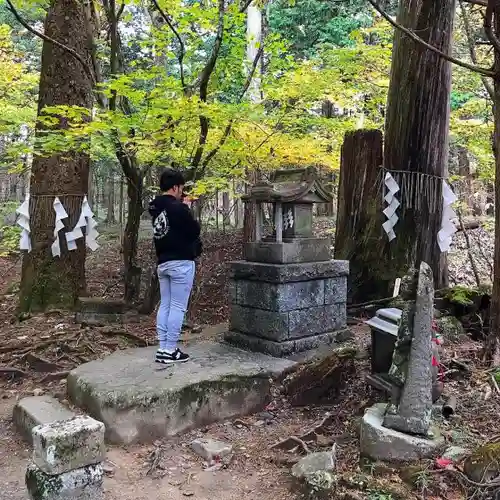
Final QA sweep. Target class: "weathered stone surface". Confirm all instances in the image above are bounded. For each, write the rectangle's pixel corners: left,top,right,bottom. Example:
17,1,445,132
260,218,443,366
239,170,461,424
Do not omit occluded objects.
26,462,103,500
67,342,295,445
289,305,346,338
75,297,126,326
244,238,331,264
360,404,444,462
443,446,469,463
435,316,465,343
33,416,105,475
13,396,76,444
225,330,343,357
324,277,347,305
230,260,349,284
236,280,325,312
384,262,434,436
230,305,289,341
291,451,335,479
191,438,232,461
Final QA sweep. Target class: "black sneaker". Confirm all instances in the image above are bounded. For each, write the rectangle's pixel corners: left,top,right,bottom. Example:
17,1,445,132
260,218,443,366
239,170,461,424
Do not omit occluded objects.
155,348,190,364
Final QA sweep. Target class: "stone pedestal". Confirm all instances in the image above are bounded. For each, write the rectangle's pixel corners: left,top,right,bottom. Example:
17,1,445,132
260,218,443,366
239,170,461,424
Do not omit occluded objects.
25,416,106,500
225,259,349,357
360,403,444,463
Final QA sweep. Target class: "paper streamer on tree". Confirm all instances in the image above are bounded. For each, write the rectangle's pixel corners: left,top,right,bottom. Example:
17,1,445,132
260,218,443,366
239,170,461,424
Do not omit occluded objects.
51,197,68,258
382,172,400,242
437,180,458,253
65,196,99,251
16,194,31,252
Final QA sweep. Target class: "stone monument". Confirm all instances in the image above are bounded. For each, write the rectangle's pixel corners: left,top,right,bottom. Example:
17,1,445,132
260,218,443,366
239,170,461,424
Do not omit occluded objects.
225,167,350,357
360,262,445,462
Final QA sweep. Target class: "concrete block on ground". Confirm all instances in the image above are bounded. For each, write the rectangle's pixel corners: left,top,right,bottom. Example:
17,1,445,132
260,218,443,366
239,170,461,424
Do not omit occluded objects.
33,416,105,475
191,438,233,462
324,277,347,304
236,279,325,312
13,396,76,444
75,297,126,325
26,462,103,500
243,238,331,264
229,305,289,341
289,305,345,338
224,330,344,357
360,403,445,462
67,342,296,445
230,260,349,284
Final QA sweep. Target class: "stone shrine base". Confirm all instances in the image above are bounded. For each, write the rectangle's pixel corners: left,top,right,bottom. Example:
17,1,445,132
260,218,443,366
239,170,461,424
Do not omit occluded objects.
360,404,445,463
67,342,296,445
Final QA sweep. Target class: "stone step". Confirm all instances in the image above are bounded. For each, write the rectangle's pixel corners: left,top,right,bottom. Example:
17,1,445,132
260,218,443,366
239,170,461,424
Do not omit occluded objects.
376,307,402,325
67,341,296,445
13,395,76,444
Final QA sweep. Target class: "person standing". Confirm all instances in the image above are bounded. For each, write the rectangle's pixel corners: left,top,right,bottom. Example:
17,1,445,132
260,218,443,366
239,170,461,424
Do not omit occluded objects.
149,169,202,363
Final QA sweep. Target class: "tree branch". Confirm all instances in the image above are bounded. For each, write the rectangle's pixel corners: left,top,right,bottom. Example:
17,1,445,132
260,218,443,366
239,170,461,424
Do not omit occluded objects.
150,0,186,93
484,0,500,56
367,0,496,78
5,0,95,85
459,0,495,99
191,0,225,173
201,46,264,170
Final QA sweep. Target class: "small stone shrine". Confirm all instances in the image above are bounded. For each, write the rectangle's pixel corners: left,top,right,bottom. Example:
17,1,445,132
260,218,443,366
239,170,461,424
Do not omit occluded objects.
225,167,350,357
360,262,445,462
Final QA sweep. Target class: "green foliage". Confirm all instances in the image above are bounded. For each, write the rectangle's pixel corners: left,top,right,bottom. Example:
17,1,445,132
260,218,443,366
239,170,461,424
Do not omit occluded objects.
268,0,372,58
0,224,20,256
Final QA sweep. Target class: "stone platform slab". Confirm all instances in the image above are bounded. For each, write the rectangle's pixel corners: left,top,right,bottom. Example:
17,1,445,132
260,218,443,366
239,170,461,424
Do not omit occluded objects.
67,342,296,445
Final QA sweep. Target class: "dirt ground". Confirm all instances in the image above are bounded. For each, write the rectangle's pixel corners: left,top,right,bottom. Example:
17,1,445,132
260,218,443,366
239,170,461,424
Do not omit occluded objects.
0,223,498,499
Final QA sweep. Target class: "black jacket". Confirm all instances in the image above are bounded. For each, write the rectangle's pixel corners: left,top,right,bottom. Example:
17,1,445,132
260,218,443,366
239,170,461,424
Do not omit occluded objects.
149,195,202,263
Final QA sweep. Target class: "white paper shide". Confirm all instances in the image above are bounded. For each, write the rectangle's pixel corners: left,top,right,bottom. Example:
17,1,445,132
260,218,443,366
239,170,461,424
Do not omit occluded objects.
51,197,69,257
383,172,400,242
16,194,31,252
438,180,458,253
66,196,99,252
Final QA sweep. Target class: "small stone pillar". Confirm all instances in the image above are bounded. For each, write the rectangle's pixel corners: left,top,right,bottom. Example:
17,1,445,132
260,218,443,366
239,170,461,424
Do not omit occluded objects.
225,167,350,357
26,416,106,500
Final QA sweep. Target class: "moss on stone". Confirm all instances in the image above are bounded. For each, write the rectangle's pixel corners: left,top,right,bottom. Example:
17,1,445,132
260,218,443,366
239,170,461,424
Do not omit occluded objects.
435,316,465,342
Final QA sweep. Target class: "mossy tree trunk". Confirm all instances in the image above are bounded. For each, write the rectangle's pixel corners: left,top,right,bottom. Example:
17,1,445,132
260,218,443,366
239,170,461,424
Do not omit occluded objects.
383,0,454,289
334,129,385,302
19,0,92,312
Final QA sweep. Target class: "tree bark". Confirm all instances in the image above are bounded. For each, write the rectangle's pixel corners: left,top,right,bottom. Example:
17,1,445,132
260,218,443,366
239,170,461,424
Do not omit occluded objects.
122,166,143,303
383,0,454,290
334,130,385,302
19,0,92,312
104,172,116,224
485,1,500,365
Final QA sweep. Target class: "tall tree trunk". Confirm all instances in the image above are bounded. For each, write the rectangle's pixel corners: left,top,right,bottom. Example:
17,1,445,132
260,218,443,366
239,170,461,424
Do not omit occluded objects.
334,130,384,302
383,0,454,290
19,0,92,312
123,169,143,303
486,2,500,365
242,1,262,241
105,172,116,224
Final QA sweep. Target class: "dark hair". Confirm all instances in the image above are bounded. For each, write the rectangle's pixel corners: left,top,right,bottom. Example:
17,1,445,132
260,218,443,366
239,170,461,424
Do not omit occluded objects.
160,168,185,192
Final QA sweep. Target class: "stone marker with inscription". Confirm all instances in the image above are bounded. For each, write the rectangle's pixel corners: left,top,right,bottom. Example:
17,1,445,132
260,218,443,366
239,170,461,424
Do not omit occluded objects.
360,262,445,462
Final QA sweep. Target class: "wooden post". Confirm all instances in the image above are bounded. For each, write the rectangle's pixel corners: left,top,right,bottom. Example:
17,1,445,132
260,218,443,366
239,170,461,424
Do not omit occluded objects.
255,202,262,241
275,202,283,242
334,129,384,302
